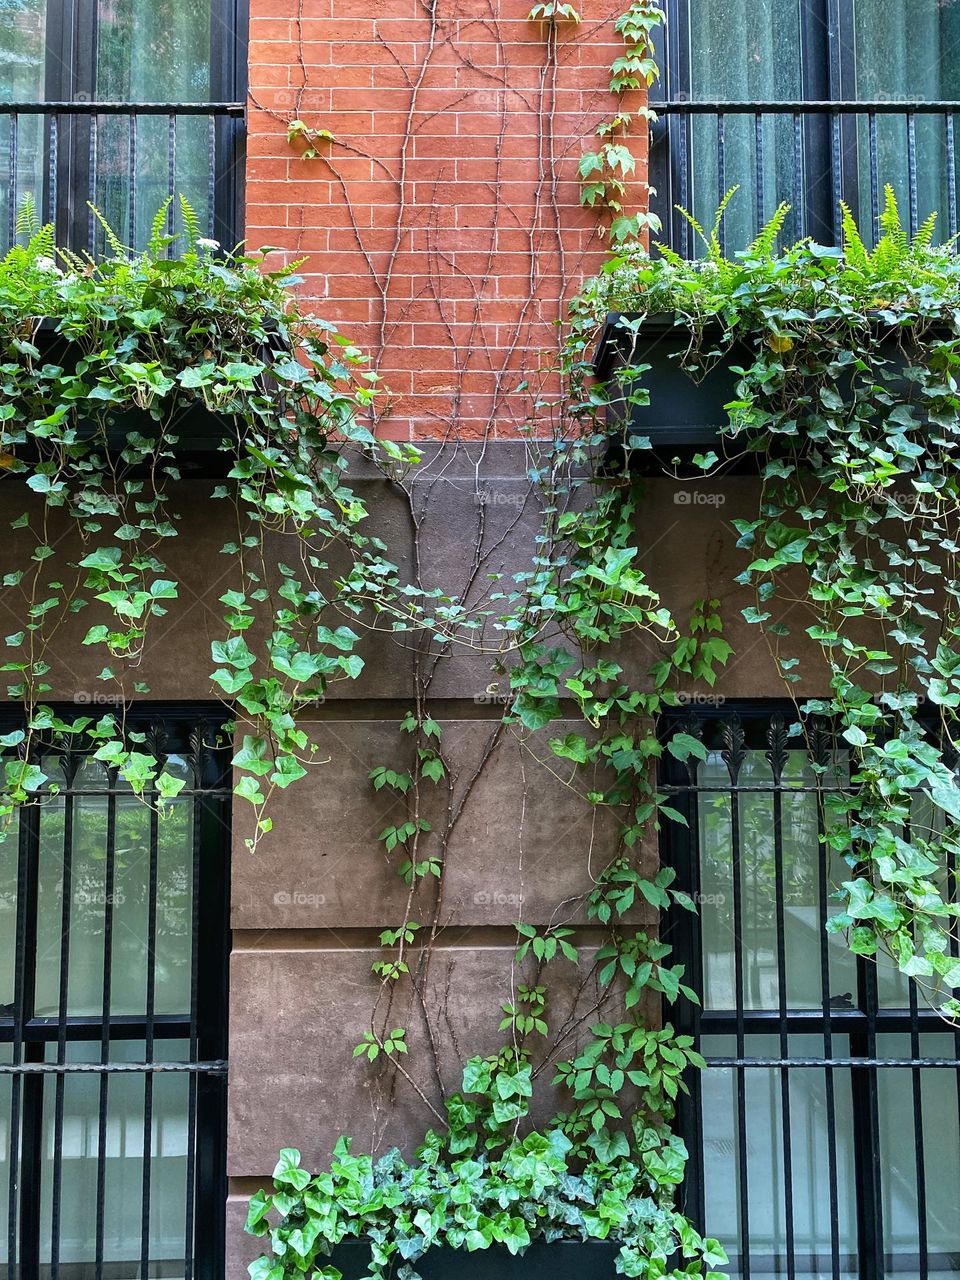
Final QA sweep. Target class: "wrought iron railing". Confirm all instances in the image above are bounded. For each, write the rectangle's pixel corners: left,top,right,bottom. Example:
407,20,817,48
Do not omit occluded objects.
649,100,960,256
660,707,960,1280
1,710,231,1280
0,101,246,257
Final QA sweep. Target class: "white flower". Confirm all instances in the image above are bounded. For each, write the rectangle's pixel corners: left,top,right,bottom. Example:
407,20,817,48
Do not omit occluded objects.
35,255,62,275
196,238,220,251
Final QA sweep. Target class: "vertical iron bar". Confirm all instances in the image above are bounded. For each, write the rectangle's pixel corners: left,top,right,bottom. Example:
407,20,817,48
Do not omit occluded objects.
727,734,749,1280
9,776,40,1277
831,109,842,244
167,113,177,246
814,730,841,1280
183,738,204,1280
679,114,690,259
94,781,118,1278
793,112,803,242
947,114,958,243
908,960,928,1280
768,729,796,1280
139,789,161,1278
869,111,880,243
853,956,884,1280
49,764,75,1280
86,114,98,255
207,115,217,239
48,115,58,240
754,112,764,238
717,112,726,258
128,113,138,250
907,112,918,239
8,113,18,250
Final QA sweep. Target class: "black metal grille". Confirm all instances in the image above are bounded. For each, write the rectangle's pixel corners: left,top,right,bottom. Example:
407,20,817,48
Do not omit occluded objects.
1,709,231,1280
649,100,960,254
0,102,245,257
660,706,960,1280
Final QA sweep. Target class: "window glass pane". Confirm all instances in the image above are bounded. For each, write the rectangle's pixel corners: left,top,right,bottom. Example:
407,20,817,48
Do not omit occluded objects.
876,1033,960,1277
701,1033,858,1280
0,0,46,240
852,1,960,241
93,0,214,251
38,1039,191,1274
853,0,960,101
685,0,804,248
686,0,803,102
0,1042,10,1270
698,747,856,1011
33,754,195,1018
0,805,18,1011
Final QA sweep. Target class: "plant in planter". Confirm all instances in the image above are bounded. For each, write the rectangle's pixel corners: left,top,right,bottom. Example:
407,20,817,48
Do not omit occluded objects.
569,187,960,1016
0,197,431,844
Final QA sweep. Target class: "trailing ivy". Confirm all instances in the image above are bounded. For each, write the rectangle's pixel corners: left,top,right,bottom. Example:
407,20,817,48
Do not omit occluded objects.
567,187,960,1019
0,198,427,848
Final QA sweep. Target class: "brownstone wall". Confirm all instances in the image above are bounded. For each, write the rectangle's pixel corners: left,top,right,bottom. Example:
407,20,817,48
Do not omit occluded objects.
0,448,837,1268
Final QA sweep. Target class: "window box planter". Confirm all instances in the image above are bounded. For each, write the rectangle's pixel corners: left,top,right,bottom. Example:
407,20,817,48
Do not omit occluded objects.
325,1240,622,1278
592,311,746,455
12,325,247,476
591,309,947,469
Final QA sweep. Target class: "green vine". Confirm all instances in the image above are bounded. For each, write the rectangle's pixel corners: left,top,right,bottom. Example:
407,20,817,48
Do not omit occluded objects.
0,196,427,850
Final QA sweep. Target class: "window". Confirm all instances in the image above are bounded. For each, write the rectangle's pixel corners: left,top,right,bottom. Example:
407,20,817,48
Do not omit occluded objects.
661,707,960,1280
0,0,246,254
1,711,231,1279
653,0,960,252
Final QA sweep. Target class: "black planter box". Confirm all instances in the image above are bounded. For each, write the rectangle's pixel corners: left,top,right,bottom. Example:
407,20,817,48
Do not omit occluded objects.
11,326,240,477
592,311,748,454
325,1239,622,1278
591,309,944,470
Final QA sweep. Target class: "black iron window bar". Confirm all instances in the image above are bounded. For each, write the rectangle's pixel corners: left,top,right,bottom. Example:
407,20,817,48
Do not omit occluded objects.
649,100,960,255
659,706,960,1280
1,709,231,1280
0,100,245,255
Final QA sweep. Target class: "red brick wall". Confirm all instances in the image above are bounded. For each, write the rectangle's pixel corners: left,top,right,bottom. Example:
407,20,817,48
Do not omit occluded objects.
244,1,648,439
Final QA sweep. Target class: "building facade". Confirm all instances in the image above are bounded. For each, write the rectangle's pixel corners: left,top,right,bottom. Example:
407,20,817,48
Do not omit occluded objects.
0,2,959,1278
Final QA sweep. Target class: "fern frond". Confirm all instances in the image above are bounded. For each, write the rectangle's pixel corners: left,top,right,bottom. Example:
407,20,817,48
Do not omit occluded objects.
178,194,202,250
880,185,907,250
748,202,791,259
653,241,687,268
709,186,740,264
147,197,175,258
87,204,128,259
914,210,938,251
674,205,709,254
840,201,870,273
15,194,39,240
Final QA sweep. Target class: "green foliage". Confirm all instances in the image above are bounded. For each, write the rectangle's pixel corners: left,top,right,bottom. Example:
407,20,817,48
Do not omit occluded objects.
0,200,425,850
247,1059,725,1279
577,188,960,1020
528,1,581,19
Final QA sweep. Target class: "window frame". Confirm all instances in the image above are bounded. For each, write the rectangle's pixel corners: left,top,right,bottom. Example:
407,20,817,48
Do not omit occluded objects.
1,706,232,1280
659,702,960,1280
652,0,911,250
13,0,247,250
